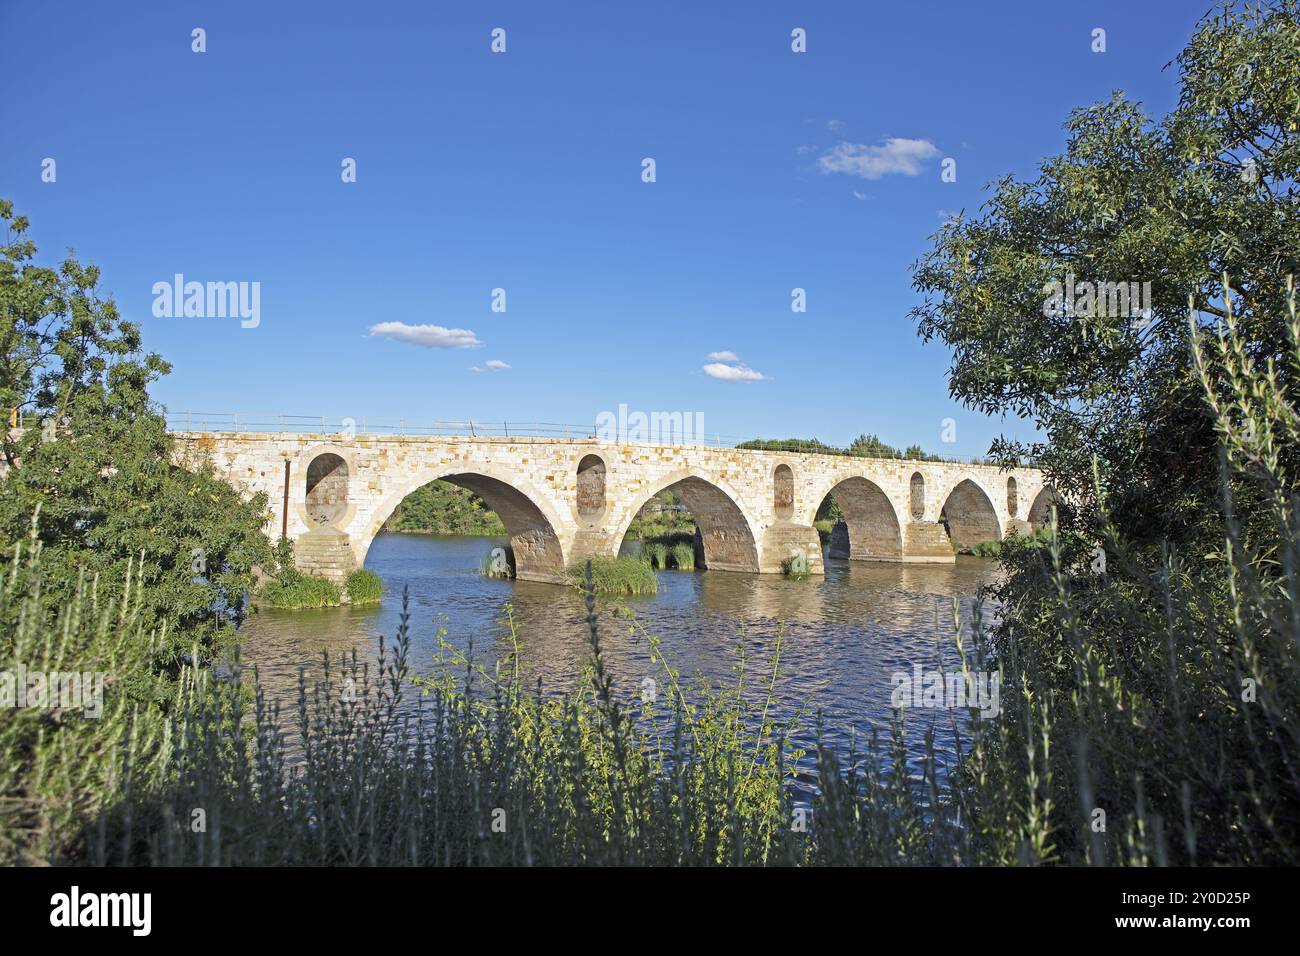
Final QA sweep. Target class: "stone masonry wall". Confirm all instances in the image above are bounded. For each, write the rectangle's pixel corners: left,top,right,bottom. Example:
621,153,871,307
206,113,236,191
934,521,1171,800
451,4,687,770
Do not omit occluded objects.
172,433,1051,582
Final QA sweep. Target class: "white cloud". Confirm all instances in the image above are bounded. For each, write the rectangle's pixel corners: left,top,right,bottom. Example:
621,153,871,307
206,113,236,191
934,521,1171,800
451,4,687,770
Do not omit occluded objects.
827,119,846,131
704,361,765,383
853,191,867,201
485,359,511,370
369,321,481,349
706,350,739,362
818,138,939,180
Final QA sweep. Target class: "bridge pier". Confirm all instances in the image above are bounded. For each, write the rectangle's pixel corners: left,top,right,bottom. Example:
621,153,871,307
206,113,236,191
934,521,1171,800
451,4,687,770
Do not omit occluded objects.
759,523,825,575
902,521,956,562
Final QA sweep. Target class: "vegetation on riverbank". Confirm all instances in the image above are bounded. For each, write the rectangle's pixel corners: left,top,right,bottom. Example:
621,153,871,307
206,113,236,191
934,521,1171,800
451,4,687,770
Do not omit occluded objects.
383,480,506,535
258,567,342,609
638,532,695,571
480,547,514,579
780,554,811,580
966,526,1053,559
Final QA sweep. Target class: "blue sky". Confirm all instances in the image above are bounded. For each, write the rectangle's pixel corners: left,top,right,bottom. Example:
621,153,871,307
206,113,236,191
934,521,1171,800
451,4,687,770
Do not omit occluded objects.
1,1,1204,455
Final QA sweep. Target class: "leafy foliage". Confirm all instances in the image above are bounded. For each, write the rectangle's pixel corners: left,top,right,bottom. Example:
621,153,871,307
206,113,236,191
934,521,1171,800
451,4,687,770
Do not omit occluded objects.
910,0,1300,553
383,479,505,535
0,200,273,664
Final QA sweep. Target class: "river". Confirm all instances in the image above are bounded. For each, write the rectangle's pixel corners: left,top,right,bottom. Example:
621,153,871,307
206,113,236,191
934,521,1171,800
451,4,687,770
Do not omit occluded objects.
238,532,1001,780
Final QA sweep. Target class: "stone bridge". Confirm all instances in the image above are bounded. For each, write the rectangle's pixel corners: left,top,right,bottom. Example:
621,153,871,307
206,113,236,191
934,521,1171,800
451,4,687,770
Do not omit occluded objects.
171,433,1053,585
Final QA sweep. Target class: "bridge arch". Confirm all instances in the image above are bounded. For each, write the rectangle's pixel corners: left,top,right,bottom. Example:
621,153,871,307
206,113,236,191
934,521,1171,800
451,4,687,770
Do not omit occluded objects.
822,476,903,560
613,470,760,573
1028,485,1058,528
940,478,1001,551
365,466,568,583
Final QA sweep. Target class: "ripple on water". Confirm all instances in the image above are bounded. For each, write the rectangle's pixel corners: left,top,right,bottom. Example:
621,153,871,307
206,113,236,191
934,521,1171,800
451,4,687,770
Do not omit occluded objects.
238,533,1002,777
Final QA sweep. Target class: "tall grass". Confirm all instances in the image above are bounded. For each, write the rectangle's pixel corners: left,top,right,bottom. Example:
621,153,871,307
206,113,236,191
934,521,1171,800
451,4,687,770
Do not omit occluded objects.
569,556,657,596
642,541,668,570
345,569,384,606
258,570,342,609
669,542,696,571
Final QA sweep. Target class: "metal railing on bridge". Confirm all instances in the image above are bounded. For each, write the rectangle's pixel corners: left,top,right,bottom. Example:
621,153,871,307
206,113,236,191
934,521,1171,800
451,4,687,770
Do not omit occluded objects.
159,412,1027,467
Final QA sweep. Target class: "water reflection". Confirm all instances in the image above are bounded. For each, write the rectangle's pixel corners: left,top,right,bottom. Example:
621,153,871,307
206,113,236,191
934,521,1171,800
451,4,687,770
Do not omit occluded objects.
238,533,1000,770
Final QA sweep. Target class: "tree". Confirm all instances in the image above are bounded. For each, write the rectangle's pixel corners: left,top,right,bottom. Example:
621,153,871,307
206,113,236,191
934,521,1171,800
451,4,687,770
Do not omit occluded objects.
0,200,273,666
847,433,901,459
910,1,1299,555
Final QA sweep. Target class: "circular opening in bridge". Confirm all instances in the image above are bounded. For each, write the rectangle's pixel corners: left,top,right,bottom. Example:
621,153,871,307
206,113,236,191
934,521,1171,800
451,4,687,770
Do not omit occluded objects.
910,472,925,520
576,454,607,519
773,464,794,521
1006,477,1019,517
305,453,348,527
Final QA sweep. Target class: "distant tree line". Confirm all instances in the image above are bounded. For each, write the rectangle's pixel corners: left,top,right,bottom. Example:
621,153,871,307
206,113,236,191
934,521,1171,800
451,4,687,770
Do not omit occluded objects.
736,433,941,461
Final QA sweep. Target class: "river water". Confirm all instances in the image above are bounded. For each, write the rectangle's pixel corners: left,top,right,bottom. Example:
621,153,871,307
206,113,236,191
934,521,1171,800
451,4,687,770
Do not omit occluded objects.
238,533,1000,777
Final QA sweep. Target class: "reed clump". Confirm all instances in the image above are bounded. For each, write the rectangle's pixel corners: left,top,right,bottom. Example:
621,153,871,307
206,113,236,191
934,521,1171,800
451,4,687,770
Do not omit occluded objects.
258,569,342,609
344,569,384,606
570,555,658,596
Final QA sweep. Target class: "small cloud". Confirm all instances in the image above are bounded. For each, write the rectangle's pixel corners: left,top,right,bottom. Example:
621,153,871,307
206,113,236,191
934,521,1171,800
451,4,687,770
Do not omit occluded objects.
468,366,484,373
853,191,867,201
485,359,511,370
827,119,846,131
703,357,766,383
706,350,739,362
370,321,481,349
819,137,939,180
796,144,817,156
